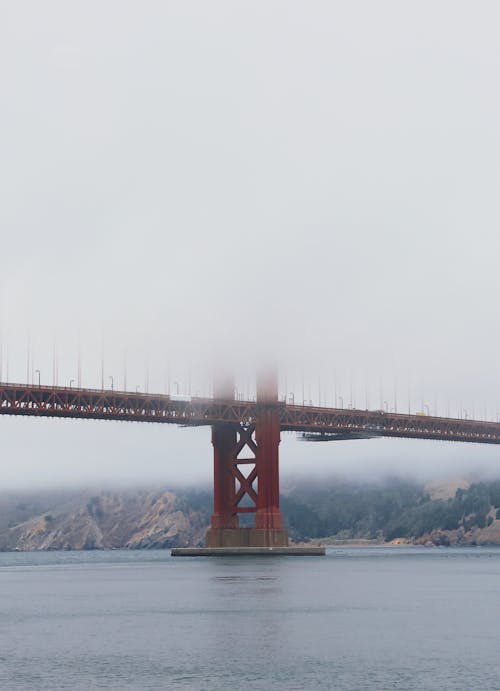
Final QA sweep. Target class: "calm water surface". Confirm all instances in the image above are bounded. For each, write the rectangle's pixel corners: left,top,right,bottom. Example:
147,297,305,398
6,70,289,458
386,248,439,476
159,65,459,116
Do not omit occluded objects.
1,547,499,690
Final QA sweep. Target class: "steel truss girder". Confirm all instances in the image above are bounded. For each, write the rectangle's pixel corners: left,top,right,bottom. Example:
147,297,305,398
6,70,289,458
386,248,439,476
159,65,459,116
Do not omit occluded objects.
1,383,500,444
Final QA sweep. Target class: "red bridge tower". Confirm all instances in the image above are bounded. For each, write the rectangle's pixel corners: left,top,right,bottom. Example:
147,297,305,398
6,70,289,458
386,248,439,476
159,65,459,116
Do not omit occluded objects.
206,370,289,548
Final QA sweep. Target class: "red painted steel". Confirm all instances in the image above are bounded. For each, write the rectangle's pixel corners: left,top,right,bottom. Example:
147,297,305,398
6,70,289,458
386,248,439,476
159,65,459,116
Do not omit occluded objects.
210,424,239,529
254,372,284,531
2,382,500,444
206,370,287,547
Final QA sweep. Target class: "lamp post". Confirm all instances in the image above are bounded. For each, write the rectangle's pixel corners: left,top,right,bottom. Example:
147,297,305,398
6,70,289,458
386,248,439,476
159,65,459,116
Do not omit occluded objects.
35,369,41,387
338,396,344,409
69,379,75,388
108,375,114,391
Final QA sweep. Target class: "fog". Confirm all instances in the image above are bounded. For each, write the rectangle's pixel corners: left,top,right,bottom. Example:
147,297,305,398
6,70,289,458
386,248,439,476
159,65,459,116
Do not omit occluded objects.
1,1,500,489
2,417,500,491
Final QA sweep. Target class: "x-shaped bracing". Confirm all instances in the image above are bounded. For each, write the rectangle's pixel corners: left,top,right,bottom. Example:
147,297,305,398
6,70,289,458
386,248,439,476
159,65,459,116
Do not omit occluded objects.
233,424,258,512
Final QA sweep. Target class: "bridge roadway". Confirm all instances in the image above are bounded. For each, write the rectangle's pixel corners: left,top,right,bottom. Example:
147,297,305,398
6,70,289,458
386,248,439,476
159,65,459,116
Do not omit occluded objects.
1,382,500,445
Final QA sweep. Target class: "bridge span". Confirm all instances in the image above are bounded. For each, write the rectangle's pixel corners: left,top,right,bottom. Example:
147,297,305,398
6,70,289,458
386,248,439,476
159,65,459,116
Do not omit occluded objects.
1,381,499,444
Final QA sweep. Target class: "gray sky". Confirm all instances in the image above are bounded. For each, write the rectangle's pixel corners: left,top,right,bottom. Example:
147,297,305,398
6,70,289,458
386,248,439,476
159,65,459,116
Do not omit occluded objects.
1,1,500,488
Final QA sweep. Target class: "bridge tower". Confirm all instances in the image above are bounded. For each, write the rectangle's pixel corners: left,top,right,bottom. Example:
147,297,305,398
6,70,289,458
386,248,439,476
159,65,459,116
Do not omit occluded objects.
206,369,289,548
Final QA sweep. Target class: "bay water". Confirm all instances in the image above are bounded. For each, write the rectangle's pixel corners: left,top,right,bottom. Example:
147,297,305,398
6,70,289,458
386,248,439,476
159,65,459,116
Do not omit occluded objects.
1,547,499,690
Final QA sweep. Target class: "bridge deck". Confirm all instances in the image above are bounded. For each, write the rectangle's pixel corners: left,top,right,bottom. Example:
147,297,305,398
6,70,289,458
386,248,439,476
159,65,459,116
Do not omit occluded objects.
1,383,500,444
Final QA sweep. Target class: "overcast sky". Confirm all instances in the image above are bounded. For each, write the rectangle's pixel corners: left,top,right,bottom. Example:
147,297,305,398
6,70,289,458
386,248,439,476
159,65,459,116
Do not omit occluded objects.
1,1,500,489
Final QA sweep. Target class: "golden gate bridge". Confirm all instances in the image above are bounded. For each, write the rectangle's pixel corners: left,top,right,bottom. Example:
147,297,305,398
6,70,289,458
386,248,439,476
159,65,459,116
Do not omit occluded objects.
2,370,500,553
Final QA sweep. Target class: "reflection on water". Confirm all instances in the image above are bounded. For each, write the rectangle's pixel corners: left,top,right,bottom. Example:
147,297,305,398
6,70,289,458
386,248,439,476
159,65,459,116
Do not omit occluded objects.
1,547,500,690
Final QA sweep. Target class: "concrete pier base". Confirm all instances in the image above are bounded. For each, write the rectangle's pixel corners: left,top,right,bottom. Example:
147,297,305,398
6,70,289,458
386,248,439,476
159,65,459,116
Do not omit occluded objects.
206,527,289,548
171,546,326,556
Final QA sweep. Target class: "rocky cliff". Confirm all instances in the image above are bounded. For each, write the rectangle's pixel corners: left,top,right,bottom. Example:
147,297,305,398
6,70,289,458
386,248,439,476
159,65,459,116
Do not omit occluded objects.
0,489,210,551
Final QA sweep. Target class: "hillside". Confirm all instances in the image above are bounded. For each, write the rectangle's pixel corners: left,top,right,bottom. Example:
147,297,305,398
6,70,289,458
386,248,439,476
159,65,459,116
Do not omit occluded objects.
0,489,210,550
282,477,500,546
2,477,500,550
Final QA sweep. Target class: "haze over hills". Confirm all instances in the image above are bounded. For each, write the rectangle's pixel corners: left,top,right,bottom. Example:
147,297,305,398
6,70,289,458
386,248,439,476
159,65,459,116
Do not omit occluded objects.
3,472,500,550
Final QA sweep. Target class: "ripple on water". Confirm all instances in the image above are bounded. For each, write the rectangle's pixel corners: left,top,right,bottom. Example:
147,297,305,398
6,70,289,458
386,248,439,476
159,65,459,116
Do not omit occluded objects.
1,548,500,689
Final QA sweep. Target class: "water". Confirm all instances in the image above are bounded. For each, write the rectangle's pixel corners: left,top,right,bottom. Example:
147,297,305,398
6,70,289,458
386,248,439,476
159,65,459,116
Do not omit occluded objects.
1,547,500,690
